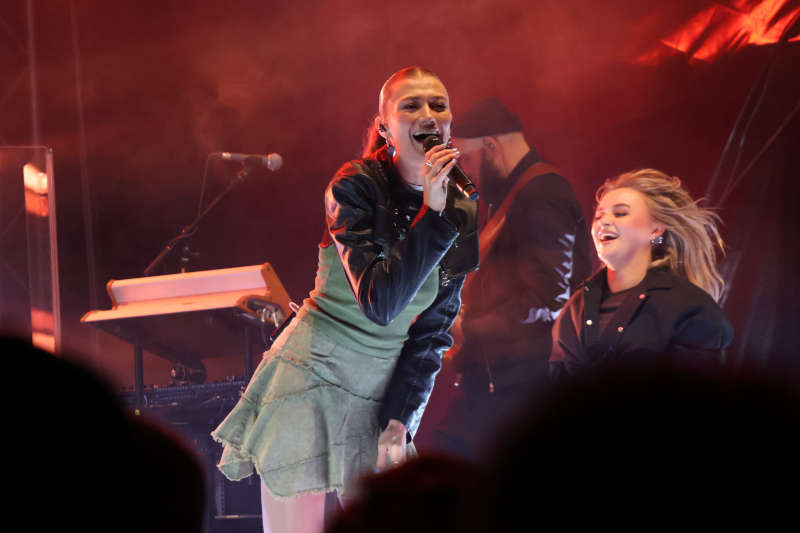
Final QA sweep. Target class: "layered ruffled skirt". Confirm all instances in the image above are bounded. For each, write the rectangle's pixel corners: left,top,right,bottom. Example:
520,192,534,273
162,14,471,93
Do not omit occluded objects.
211,316,414,498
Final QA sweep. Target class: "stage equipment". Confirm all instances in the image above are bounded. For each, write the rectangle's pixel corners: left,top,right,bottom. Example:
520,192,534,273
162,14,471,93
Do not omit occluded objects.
0,146,61,353
81,263,291,408
121,379,262,530
119,379,247,409
144,152,282,276
213,151,283,170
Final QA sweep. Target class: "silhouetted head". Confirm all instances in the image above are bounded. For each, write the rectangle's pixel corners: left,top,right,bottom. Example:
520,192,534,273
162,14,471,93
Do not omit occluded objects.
490,364,800,530
327,454,488,533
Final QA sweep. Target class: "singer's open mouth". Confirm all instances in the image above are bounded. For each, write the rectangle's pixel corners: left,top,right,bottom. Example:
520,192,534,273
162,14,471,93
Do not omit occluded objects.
412,132,438,144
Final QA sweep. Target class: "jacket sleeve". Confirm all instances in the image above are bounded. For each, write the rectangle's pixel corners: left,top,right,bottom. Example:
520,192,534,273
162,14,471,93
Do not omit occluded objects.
378,274,465,439
670,295,734,370
325,165,459,326
504,175,586,325
549,291,582,381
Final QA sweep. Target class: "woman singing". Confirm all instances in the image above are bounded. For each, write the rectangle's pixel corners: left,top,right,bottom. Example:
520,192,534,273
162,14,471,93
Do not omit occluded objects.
211,66,478,532
550,169,733,378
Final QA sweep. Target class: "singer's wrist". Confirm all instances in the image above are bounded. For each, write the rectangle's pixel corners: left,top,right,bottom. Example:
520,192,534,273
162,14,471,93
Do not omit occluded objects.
427,196,447,213
421,198,446,214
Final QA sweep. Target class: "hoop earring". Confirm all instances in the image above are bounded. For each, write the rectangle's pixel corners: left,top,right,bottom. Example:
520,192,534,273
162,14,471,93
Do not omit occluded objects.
651,235,664,247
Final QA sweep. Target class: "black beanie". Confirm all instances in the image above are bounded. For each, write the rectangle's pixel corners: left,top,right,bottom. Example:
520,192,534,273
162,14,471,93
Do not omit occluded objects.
456,98,523,138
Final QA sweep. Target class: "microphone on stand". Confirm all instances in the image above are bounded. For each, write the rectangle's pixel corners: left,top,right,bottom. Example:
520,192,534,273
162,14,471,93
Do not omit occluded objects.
213,151,283,171
422,136,479,201
143,151,284,276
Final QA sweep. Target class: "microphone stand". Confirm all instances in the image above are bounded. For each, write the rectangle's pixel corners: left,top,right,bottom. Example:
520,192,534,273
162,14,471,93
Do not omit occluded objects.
143,158,260,276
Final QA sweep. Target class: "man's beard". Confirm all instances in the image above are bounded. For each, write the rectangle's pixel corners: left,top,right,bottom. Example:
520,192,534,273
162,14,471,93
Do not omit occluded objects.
479,149,506,205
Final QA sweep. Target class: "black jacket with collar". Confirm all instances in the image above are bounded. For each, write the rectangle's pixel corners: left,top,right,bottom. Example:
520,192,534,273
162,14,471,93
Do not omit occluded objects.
549,267,734,380
321,145,479,438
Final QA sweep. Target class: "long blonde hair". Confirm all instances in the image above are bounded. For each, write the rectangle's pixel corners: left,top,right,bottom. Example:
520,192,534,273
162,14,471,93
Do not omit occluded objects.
596,169,726,302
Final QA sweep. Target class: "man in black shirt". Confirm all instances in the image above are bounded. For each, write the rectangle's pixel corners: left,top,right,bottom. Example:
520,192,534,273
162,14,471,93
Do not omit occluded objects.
432,98,593,459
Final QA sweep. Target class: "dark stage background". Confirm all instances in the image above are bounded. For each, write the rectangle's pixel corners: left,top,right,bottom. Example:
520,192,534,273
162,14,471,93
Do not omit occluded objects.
1,0,798,387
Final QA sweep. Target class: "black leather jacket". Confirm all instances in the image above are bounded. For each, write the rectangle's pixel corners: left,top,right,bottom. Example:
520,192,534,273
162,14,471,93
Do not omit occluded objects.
321,145,479,438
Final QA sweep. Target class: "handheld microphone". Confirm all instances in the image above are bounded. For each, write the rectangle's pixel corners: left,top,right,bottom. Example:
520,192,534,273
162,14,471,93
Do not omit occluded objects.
214,151,283,171
422,136,479,201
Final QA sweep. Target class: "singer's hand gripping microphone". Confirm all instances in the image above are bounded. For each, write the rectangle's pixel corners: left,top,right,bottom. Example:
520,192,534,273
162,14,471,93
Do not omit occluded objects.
422,135,479,201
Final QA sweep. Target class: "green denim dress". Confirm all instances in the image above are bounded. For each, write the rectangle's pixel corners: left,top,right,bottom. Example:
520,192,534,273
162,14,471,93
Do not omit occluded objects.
211,244,439,498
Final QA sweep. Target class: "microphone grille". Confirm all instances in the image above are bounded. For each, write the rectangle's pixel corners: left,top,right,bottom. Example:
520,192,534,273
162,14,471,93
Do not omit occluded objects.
266,153,283,171
422,135,443,152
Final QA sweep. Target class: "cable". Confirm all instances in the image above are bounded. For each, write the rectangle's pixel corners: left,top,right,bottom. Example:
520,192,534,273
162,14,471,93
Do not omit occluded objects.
70,0,100,357
705,9,800,203
717,58,777,204
720,96,800,206
705,57,772,201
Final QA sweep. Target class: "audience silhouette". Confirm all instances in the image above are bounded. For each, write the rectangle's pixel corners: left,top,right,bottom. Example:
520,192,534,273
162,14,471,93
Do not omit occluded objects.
8,336,206,532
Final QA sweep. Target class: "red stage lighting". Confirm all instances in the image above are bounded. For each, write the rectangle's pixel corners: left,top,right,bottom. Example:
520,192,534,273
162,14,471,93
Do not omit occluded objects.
637,0,800,64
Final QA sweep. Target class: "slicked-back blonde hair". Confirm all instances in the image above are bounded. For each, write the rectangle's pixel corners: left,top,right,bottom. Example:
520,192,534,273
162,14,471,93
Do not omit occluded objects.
596,169,725,302
362,66,443,157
